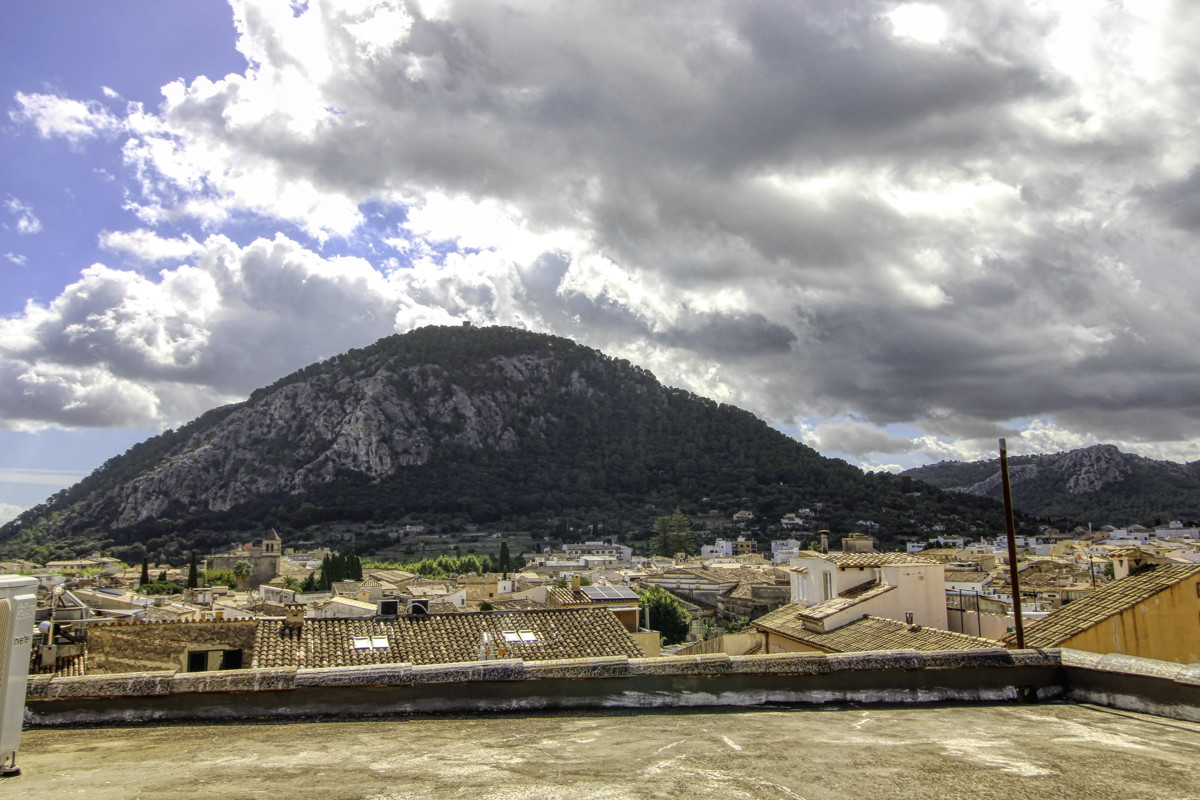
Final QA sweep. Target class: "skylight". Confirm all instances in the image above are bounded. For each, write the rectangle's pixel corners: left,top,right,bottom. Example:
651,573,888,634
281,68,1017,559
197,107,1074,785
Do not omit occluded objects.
351,636,389,649
501,630,537,643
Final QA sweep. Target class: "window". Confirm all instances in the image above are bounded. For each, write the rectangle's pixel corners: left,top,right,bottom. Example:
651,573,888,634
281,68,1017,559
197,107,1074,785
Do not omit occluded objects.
501,630,537,643
822,572,833,602
186,649,243,672
351,636,389,649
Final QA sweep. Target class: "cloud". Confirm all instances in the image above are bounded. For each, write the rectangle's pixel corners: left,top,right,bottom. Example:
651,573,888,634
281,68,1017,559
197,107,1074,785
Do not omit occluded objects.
4,253,27,266
6,0,1200,469
0,233,410,427
4,197,41,235
0,503,22,525
9,91,121,144
99,229,205,264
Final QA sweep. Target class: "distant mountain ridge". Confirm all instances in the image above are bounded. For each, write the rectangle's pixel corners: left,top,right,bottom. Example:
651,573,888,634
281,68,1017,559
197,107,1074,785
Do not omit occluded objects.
902,444,1200,525
1,325,1009,562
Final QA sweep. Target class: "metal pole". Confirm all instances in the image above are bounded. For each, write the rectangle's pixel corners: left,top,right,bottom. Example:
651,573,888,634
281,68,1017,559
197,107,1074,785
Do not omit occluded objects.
999,438,1025,649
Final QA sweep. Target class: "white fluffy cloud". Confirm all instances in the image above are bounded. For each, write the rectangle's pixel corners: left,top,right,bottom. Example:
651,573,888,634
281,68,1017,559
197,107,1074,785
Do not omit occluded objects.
4,196,41,235
6,0,1200,469
0,503,22,525
10,91,121,145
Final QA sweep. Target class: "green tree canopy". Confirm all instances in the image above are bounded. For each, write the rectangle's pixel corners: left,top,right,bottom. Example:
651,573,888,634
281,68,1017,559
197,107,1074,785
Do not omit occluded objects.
650,509,697,557
637,585,692,645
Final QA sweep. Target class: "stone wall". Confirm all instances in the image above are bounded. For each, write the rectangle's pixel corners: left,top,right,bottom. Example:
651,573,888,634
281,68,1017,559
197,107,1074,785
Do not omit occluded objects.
86,621,259,674
205,555,279,588
24,647,1200,727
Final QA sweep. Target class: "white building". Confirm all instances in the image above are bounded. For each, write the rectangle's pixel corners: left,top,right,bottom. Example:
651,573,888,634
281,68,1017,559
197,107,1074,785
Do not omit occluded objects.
565,541,634,564
787,551,948,630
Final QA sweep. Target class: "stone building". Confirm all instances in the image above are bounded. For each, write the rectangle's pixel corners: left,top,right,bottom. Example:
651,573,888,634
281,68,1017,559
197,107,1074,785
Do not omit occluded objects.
205,530,282,588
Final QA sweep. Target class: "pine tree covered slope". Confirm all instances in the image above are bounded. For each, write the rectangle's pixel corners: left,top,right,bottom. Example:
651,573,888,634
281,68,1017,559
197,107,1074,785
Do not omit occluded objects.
902,444,1200,526
1,325,1008,561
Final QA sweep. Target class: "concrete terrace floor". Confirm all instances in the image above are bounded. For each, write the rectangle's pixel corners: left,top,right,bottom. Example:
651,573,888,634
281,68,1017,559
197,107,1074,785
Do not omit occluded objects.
10,703,1200,800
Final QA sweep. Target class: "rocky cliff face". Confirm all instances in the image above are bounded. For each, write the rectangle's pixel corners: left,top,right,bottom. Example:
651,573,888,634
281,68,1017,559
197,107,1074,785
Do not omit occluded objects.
102,352,625,528
3,327,673,544
903,444,1200,523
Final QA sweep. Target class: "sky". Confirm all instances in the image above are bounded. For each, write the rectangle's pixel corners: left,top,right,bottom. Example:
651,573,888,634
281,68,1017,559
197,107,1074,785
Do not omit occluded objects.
3,0,1200,523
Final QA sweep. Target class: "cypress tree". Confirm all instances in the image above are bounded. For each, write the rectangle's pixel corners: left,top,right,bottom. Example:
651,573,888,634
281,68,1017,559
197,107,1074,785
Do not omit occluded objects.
499,540,511,579
140,557,150,586
187,551,199,589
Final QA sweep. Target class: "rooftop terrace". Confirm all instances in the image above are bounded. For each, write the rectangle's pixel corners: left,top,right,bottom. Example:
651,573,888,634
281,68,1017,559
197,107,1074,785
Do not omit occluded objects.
12,703,1200,799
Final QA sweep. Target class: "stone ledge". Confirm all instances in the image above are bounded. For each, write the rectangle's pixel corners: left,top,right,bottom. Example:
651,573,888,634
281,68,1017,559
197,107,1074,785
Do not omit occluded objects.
1058,649,1103,669
1175,665,1200,688
728,652,835,675
409,659,523,683
25,674,53,699
172,667,296,694
42,671,175,699
630,654,733,676
1093,653,1184,681
524,656,631,679
826,650,924,672
296,664,414,687
1008,648,1063,667
919,648,1021,669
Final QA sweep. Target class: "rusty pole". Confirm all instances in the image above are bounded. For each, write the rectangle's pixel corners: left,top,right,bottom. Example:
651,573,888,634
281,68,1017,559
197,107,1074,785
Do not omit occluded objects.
999,438,1025,649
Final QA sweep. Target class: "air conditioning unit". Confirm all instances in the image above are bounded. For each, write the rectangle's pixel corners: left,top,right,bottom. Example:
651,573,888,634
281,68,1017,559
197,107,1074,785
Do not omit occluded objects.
0,576,38,777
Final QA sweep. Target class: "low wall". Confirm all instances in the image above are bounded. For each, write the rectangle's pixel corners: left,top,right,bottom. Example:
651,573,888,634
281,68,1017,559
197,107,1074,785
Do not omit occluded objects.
23,648,1200,727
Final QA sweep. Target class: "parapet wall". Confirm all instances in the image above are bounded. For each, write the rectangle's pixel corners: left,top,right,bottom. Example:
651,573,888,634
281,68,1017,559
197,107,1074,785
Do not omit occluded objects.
23,647,1200,726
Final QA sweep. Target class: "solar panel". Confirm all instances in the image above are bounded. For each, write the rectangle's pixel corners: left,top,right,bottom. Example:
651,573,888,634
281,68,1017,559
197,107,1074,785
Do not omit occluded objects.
582,585,638,601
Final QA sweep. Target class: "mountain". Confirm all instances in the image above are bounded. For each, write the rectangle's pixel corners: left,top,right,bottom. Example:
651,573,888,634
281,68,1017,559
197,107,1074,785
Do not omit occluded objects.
902,444,1200,526
1,325,1010,562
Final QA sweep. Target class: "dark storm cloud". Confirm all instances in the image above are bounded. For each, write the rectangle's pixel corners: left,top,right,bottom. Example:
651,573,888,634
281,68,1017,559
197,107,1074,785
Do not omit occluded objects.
7,0,1200,465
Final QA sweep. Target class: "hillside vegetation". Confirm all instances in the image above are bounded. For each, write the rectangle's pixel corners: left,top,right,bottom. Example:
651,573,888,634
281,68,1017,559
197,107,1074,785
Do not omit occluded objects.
903,444,1200,526
1,325,1013,563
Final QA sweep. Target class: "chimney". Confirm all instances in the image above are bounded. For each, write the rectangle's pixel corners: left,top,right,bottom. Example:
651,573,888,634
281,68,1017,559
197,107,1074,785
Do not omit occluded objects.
819,533,829,554
570,574,581,591
283,602,306,629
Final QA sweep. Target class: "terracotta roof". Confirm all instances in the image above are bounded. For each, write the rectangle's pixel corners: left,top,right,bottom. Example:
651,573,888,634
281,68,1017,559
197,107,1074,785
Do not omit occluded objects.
944,572,992,584
656,567,778,585
546,587,638,606
795,581,895,621
822,553,938,568
1007,565,1200,648
720,583,758,600
487,599,544,611
252,608,645,668
755,612,1001,653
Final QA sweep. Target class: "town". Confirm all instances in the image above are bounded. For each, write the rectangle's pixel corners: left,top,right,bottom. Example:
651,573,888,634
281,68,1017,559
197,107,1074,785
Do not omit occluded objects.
12,511,1200,680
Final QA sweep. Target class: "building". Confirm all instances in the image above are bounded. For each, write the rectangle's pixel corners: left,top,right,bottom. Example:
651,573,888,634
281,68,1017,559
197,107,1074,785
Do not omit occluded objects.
205,530,282,588
786,551,948,628
1006,564,1200,663
545,576,641,632
564,541,633,564
253,607,646,667
753,612,1001,654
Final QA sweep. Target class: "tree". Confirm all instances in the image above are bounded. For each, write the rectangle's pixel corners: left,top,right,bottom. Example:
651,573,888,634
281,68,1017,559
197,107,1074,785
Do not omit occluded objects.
187,551,199,589
478,600,494,611
499,540,511,578
637,586,692,645
232,560,252,588
650,508,697,557
140,558,150,586
300,571,318,592
281,576,300,591
204,568,238,588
